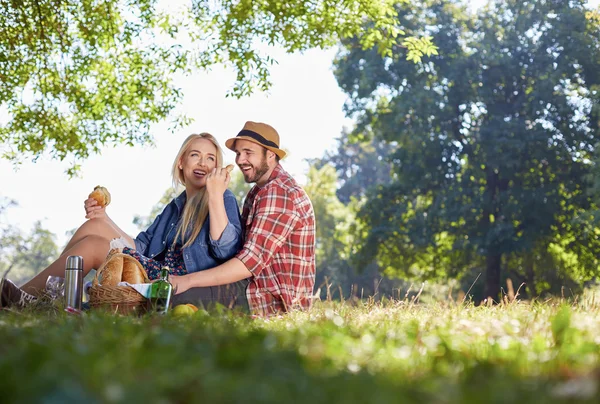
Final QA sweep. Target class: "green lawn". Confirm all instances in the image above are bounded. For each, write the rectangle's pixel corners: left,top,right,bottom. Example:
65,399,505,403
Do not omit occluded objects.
1,297,599,403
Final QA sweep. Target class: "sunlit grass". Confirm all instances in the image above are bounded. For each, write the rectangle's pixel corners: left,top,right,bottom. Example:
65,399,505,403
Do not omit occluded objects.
1,294,600,403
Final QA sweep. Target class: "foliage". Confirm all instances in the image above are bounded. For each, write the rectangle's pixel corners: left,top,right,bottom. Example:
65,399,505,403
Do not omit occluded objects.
0,0,436,175
310,131,394,203
0,199,59,284
227,169,253,207
304,163,414,299
0,198,22,274
193,0,412,95
304,164,355,288
2,300,600,402
132,187,180,231
0,0,188,176
10,221,59,285
333,0,600,300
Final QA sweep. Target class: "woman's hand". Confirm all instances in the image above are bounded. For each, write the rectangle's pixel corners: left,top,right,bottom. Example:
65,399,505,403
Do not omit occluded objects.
84,198,108,220
205,166,231,197
168,275,191,295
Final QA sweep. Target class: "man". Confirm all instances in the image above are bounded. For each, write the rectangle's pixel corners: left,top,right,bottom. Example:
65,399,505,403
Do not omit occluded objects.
171,121,316,316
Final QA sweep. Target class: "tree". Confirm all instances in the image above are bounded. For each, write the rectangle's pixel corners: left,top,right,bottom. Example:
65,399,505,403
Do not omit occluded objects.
304,163,410,299
311,130,394,203
12,221,60,285
334,0,600,300
304,164,354,288
227,170,253,207
1,0,436,175
0,199,59,285
133,187,180,231
0,198,23,275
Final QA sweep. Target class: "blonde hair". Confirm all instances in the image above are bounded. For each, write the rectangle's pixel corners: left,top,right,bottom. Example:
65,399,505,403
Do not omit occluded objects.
171,133,224,248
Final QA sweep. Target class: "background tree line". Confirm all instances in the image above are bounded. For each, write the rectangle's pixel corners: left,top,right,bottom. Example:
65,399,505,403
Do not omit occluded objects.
324,0,600,301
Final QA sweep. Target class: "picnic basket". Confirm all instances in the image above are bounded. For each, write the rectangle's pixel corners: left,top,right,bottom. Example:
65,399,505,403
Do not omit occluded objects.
88,250,149,315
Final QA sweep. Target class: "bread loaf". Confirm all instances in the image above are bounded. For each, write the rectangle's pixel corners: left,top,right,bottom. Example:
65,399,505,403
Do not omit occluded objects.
89,186,111,208
98,253,123,287
121,256,148,284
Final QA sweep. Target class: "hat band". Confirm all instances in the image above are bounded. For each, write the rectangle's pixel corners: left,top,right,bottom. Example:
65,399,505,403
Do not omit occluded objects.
236,129,279,149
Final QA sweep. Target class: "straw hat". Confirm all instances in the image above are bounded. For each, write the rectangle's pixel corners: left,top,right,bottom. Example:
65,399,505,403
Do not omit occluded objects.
225,121,286,159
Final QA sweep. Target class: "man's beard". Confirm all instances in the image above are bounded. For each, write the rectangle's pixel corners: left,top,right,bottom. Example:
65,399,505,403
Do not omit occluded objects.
243,155,270,184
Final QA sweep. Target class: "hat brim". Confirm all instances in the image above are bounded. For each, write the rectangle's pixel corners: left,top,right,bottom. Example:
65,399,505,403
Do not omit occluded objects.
225,136,287,160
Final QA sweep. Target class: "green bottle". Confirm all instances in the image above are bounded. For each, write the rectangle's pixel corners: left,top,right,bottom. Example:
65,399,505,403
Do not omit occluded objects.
150,267,173,314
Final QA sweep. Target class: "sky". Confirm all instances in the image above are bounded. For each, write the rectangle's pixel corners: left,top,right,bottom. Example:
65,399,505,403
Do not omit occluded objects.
1,0,599,248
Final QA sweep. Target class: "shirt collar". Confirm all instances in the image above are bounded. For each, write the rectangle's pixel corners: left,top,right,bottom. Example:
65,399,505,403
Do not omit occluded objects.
174,191,187,211
259,164,283,188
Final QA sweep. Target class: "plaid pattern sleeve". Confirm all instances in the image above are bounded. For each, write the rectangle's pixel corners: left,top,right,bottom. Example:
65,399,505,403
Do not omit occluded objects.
237,165,316,316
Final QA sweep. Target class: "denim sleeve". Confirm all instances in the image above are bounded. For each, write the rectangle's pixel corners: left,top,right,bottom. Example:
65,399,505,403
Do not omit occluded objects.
208,190,243,260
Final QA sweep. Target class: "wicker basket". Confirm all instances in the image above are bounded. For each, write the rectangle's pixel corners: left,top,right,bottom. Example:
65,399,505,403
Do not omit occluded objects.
88,252,149,315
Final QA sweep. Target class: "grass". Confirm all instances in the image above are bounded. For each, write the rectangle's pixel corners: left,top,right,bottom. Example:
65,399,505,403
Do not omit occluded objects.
1,294,600,403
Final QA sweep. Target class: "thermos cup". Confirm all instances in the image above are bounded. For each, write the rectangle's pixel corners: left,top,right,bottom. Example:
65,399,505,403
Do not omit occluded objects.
65,255,84,310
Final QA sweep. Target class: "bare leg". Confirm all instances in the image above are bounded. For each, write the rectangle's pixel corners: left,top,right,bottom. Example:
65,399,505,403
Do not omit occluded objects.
21,218,132,296
63,217,134,252
106,216,136,247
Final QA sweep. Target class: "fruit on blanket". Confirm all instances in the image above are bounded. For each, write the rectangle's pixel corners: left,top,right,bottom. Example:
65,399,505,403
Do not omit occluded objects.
173,304,195,316
186,303,199,312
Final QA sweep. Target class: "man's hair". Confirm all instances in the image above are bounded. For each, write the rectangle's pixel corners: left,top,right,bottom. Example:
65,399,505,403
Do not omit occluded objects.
268,148,281,163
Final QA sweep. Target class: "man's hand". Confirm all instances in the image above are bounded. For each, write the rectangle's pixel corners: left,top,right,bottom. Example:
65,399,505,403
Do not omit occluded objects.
168,258,252,295
84,198,108,220
169,275,191,295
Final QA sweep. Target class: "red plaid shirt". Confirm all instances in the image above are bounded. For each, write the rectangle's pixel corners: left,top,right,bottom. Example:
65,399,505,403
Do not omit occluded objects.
237,164,316,316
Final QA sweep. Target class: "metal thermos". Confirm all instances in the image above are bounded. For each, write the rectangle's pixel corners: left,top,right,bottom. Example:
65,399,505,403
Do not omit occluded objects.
65,255,84,309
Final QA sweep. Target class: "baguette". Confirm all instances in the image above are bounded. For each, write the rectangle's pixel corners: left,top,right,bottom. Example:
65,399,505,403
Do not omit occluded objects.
121,256,149,284
98,253,123,287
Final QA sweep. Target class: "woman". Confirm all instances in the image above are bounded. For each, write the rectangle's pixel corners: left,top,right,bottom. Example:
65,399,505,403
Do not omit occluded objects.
1,133,243,307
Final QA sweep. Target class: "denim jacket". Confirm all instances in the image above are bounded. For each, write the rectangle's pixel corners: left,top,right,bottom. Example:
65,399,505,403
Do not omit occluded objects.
134,189,243,273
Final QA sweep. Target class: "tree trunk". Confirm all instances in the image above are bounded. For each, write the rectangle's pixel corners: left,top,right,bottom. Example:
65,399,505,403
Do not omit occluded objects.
483,167,502,302
484,251,502,301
